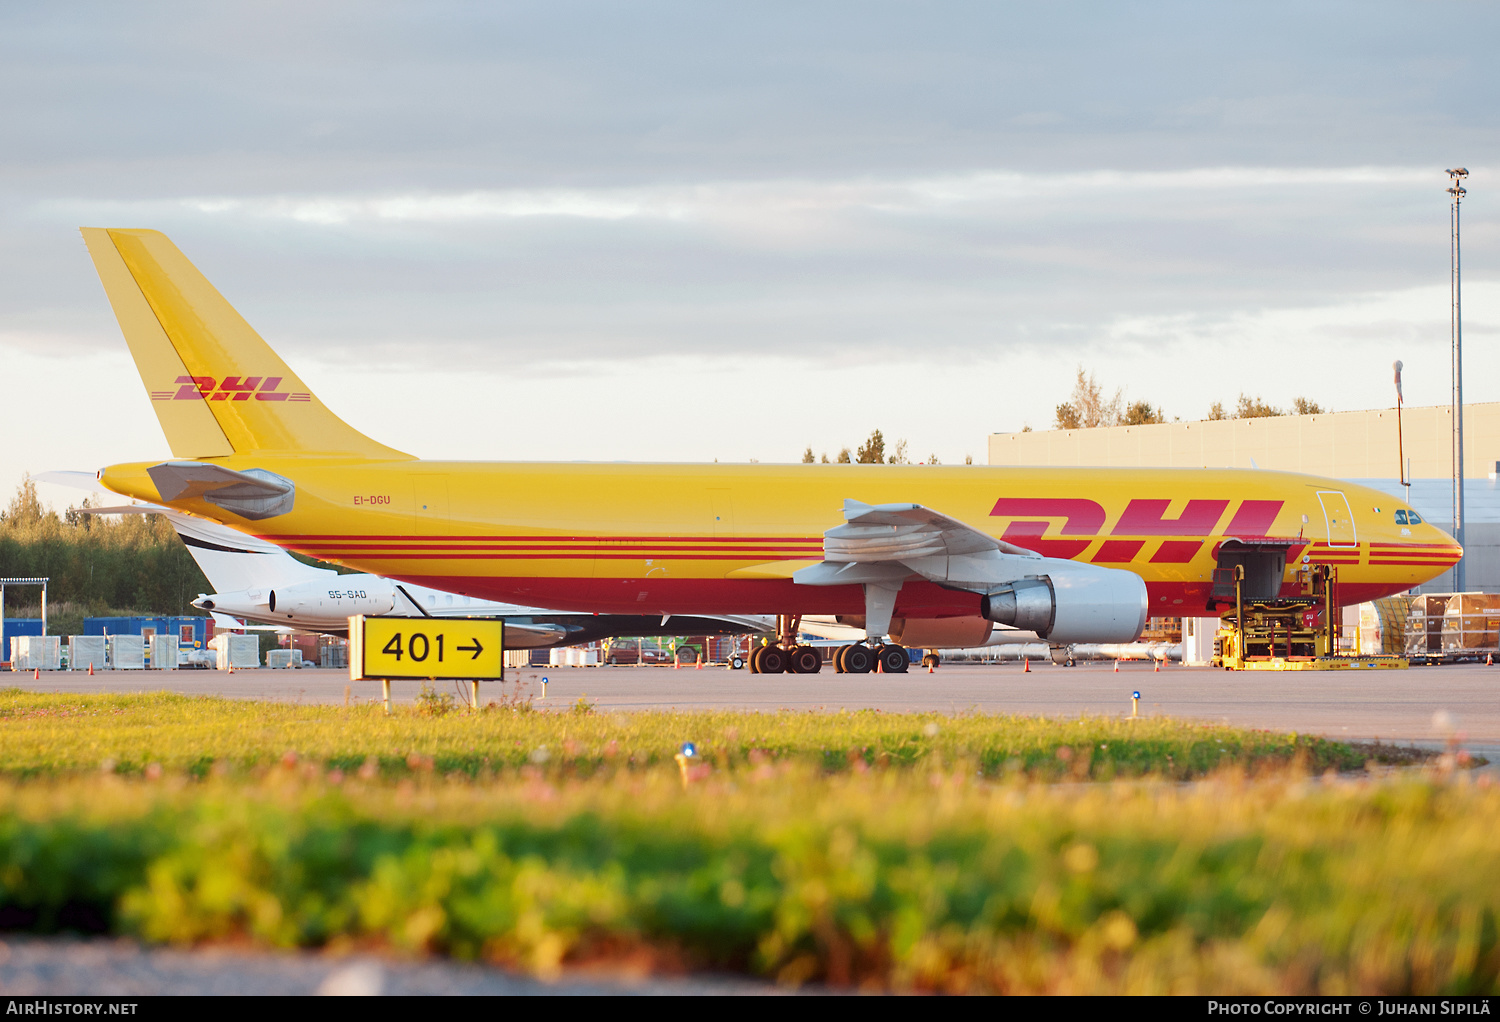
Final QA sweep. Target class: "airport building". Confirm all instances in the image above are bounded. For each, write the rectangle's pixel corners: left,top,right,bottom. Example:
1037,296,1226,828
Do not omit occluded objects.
989,401,1500,594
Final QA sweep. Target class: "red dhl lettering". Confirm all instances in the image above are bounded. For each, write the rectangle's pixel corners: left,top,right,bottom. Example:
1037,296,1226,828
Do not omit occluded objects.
990,497,1288,561
154,376,305,402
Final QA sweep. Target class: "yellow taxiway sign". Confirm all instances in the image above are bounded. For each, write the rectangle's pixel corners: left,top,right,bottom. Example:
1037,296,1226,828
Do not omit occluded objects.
350,616,504,681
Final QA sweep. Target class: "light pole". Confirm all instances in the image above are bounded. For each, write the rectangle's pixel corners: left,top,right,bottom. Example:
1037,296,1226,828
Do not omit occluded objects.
1448,167,1468,592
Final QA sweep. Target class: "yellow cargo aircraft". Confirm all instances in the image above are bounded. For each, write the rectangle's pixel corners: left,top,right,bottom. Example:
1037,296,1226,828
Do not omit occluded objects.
82,228,1461,673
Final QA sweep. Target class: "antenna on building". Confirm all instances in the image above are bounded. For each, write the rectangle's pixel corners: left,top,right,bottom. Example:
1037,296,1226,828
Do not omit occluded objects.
1448,168,1469,591
1394,360,1409,503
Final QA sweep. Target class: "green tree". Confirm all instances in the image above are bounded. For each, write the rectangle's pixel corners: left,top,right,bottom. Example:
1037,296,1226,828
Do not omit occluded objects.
1292,397,1325,415
836,448,852,464
1234,394,1283,419
855,430,886,464
1054,366,1154,430
1123,400,1165,425
801,447,815,463
1207,401,1228,420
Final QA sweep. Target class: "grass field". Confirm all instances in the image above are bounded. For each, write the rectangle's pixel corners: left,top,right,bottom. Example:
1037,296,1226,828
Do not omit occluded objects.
0,688,1492,994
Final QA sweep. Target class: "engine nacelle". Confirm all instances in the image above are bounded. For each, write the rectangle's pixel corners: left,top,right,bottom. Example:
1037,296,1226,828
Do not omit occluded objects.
888,615,994,649
979,568,1147,644
268,579,396,622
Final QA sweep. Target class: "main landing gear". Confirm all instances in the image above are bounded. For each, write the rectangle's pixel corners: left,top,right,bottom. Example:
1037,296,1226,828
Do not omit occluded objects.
746,614,912,675
749,614,822,674
833,643,908,674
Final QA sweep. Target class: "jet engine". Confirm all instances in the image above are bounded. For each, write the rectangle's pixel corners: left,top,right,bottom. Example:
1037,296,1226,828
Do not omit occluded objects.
267,579,396,622
979,568,1147,644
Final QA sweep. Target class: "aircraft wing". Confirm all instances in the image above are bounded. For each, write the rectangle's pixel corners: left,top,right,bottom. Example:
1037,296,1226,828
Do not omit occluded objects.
794,499,1043,591
794,499,1147,643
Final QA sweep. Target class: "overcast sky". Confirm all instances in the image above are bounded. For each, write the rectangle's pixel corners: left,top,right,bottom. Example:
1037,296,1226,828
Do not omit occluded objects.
2,1,1496,509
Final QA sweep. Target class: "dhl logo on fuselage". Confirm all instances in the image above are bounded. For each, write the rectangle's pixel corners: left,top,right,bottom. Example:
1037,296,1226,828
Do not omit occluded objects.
149,376,311,403
991,497,1287,563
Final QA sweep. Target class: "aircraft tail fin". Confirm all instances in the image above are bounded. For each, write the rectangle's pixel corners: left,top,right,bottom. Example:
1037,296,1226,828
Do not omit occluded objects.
80,228,411,461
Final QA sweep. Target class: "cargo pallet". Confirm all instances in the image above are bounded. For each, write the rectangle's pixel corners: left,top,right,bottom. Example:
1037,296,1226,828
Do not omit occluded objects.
1232,655,1408,671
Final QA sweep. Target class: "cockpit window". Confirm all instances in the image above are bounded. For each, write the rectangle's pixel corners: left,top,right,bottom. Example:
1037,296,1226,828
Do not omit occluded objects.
1397,510,1423,525
1395,510,1408,525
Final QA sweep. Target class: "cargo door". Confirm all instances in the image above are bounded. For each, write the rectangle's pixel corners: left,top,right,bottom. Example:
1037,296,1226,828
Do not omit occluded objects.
1316,491,1357,548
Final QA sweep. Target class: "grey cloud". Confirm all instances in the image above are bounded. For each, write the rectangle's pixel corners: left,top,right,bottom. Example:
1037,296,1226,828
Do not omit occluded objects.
0,2,1494,378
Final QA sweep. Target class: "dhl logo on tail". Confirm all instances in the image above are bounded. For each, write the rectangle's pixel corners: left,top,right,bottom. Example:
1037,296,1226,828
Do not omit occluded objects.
150,376,312,403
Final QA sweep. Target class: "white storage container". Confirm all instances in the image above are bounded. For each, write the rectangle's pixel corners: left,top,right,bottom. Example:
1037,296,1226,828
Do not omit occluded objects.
577,649,598,667
68,636,106,671
266,649,295,669
549,647,567,666
12,636,61,671
149,634,179,670
505,649,530,669
211,633,261,670
107,635,145,670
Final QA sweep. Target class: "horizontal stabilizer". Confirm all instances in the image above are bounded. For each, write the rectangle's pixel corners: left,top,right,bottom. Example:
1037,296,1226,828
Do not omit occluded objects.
147,461,295,521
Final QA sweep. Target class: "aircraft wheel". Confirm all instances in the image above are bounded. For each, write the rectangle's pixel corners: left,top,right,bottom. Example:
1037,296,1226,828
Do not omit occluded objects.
759,646,790,674
834,644,850,673
788,645,822,674
921,653,940,669
842,644,875,674
730,654,745,670
876,644,909,674
749,647,764,673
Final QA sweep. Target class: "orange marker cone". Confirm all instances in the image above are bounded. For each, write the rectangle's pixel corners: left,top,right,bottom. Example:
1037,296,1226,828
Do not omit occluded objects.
1023,657,1030,673
694,657,702,670
927,663,934,674
1153,659,1160,673
87,662,94,676
33,668,39,680
1113,659,1119,673
1488,652,1493,666
673,656,680,670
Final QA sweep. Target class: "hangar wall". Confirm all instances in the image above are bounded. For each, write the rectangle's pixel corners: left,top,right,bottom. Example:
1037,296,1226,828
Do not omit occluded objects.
988,402,1500,478
988,402,1500,594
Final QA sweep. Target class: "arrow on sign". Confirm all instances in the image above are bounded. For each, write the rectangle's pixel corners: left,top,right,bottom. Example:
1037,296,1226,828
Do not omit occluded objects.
456,637,485,659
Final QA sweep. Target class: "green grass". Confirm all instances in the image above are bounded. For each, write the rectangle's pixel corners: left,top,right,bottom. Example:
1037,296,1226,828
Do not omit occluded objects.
0,688,1372,781
0,689,1490,994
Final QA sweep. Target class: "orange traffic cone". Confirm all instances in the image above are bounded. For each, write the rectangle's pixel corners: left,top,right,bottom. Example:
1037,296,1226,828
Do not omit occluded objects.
694,657,702,670
1023,657,1030,673
1113,659,1119,672
673,655,680,670
1153,659,1161,673
927,662,934,674
33,668,39,680
87,662,94,676
1488,652,1493,666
